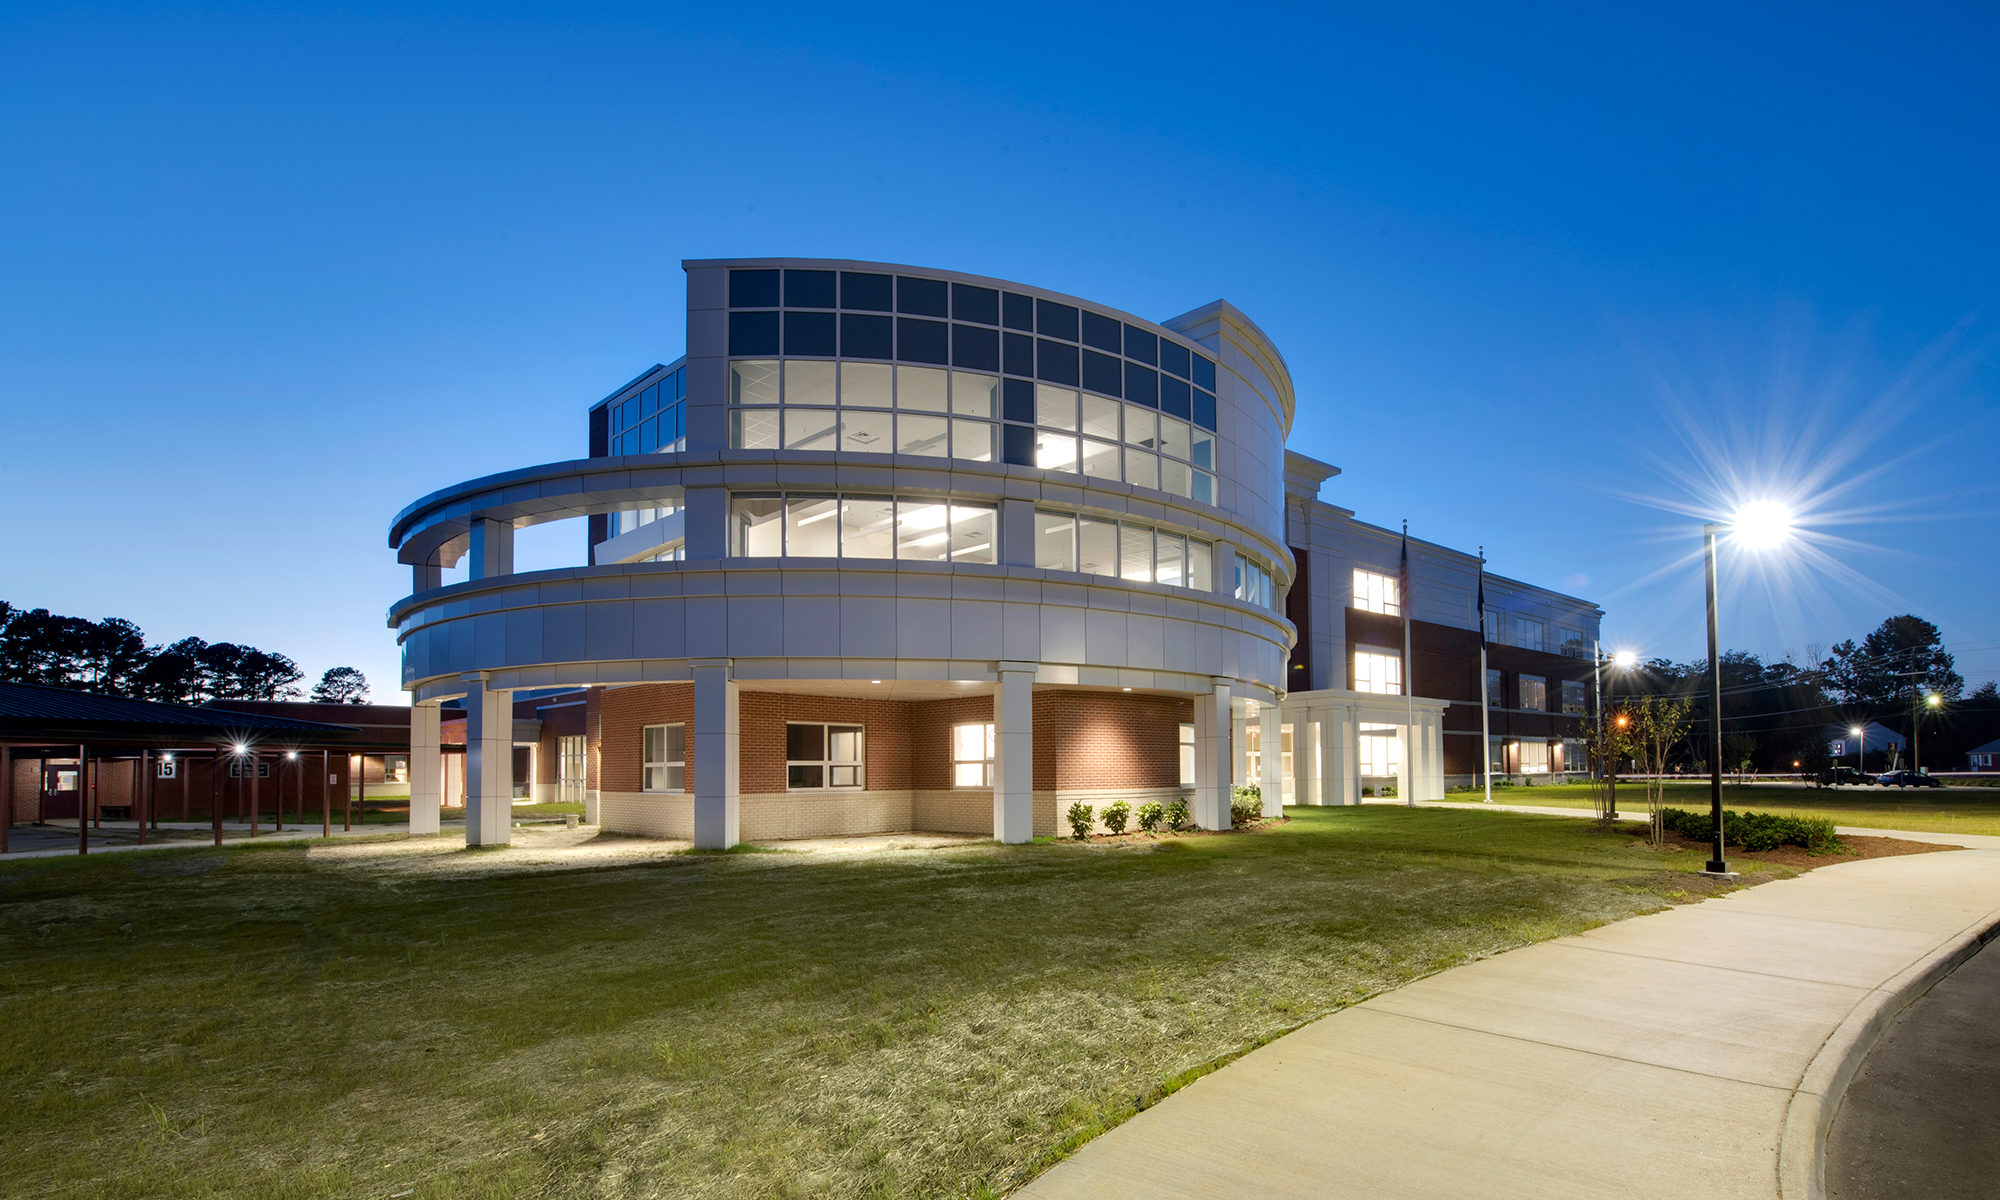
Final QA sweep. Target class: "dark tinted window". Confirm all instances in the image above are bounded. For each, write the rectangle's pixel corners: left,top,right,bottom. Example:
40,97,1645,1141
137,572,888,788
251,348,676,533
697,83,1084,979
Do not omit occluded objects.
1002,377,1036,424
784,269,837,308
729,269,780,308
1002,422,1037,466
1159,339,1191,379
1081,350,1122,397
1193,389,1217,431
1036,339,1079,386
784,311,836,357
728,311,780,356
840,313,894,359
841,271,894,312
1160,375,1192,419
896,316,950,364
952,282,1000,325
1003,331,1035,377
1036,299,1079,341
952,324,999,372
1080,311,1121,353
1002,292,1035,331
1124,362,1159,408
896,276,949,317
1192,354,1216,391
1124,325,1158,364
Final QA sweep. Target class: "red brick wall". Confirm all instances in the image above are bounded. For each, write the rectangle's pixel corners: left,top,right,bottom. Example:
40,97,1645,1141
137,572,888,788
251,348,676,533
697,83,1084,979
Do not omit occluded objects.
1032,691,1192,790
595,683,696,793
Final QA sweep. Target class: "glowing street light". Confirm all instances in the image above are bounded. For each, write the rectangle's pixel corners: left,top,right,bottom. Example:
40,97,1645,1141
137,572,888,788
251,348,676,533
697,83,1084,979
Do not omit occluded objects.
1700,503,1794,877
1850,725,1865,776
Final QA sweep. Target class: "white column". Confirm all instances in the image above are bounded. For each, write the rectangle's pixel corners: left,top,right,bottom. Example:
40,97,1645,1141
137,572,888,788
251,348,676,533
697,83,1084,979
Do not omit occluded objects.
1428,715,1448,799
692,659,739,849
462,675,513,846
1340,707,1364,804
1396,722,1413,805
468,517,514,580
1258,702,1284,817
1294,711,1321,805
1194,679,1233,829
993,664,1035,843
409,701,442,835
1317,710,1343,806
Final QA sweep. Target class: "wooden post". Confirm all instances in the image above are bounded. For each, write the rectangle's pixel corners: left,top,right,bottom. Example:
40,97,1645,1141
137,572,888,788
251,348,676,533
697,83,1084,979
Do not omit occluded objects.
249,753,260,838
211,750,224,847
274,755,284,832
137,752,147,846
180,755,189,820
344,754,355,832
1,745,11,856
92,752,101,831
321,748,331,838
77,745,88,856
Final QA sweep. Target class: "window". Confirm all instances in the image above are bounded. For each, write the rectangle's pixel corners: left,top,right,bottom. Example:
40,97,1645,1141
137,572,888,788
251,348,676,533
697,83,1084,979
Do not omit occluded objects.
602,366,691,456
1353,568,1401,616
1483,607,1501,643
1561,739,1588,774
1031,509,1212,591
1558,628,1591,659
558,735,587,804
1359,723,1400,777
1179,723,1196,787
729,494,995,562
1519,675,1547,712
643,724,685,792
1243,723,1261,783
787,722,863,789
1561,680,1588,715
953,722,994,787
1513,617,1545,652
1233,554,1273,608
1487,668,1503,708
612,503,682,538
1354,650,1402,695
1489,736,1506,774
384,755,410,785
1519,741,1552,774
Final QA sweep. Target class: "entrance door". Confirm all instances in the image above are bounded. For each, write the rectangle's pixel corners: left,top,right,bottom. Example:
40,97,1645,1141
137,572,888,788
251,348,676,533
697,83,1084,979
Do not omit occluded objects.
42,764,81,820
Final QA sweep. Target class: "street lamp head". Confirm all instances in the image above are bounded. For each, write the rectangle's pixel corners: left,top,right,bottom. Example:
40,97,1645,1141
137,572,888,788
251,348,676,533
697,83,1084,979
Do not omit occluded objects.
1614,713,1630,729
232,742,248,756
1849,725,1864,738
1729,499,1794,550
1926,693,1942,709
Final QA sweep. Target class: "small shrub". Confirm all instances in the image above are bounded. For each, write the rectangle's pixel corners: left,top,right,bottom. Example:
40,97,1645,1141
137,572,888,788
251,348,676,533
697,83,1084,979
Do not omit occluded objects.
1380,784,1398,798
1493,778,1516,789
1102,801,1131,836
1165,797,1192,831
1229,785,1263,825
1066,802,1094,840
1361,786,1374,798
1135,801,1165,833
1657,807,1843,854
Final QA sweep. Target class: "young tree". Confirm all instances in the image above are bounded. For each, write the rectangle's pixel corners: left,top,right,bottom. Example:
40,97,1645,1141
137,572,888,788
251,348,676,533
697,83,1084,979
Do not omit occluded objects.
311,666,370,704
1587,704,1636,823
1630,693,1694,846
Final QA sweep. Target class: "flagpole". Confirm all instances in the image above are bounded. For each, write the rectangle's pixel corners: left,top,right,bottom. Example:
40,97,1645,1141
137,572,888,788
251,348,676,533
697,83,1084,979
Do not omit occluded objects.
1479,547,1492,804
1401,521,1414,807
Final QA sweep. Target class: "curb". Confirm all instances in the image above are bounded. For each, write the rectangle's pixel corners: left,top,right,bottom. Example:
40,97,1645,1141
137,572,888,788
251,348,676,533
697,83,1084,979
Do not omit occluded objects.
1776,899,2000,1200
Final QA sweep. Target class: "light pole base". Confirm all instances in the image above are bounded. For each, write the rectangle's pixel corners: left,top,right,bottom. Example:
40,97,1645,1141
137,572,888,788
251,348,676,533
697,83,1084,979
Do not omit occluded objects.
1700,864,1739,882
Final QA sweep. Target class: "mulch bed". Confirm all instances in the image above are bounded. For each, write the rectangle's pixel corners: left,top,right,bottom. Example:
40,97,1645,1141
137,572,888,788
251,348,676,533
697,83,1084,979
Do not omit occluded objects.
1639,828,1956,869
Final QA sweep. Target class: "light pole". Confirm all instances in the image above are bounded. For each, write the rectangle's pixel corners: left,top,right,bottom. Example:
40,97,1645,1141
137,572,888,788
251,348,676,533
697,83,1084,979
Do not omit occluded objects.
1850,724,1864,777
1915,692,1940,775
1701,501,1792,878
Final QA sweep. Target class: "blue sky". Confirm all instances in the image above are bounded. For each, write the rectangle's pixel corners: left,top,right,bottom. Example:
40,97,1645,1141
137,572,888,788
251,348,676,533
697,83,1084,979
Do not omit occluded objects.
4,2,1996,699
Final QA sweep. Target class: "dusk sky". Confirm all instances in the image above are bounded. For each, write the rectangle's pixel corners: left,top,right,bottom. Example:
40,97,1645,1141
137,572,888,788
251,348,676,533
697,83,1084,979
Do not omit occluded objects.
4,2,1995,701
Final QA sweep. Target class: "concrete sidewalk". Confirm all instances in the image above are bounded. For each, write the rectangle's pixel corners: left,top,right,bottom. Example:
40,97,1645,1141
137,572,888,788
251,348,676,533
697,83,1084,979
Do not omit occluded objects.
1018,843,2000,1199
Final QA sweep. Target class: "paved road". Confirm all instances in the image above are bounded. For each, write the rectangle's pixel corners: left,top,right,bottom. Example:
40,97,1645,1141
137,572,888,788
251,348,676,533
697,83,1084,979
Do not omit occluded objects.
1826,937,2000,1200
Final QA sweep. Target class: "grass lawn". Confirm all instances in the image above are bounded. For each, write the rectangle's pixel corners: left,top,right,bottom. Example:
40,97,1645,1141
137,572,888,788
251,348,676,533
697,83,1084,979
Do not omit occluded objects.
1438,780,2000,836
2,807,1798,1198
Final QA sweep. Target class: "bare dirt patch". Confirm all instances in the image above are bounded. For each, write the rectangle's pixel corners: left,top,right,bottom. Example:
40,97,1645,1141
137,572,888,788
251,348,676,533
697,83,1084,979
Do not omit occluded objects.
1644,829,1957,869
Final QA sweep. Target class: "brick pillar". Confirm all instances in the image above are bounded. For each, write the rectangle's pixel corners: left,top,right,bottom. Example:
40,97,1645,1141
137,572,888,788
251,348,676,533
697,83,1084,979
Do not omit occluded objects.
1194,679,1232,829
410,701,442,835
463,675,513,846
692,659,739,849
993,663,1035,844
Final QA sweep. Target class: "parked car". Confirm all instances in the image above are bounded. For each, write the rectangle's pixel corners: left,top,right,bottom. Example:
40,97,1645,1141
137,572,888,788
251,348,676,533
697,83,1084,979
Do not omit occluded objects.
1876,770,1944,789
1818,766,1876,787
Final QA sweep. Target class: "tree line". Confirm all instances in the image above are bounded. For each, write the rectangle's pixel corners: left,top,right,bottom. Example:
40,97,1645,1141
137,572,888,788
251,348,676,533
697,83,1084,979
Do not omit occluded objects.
0,603,370,705
1608,614,1999,773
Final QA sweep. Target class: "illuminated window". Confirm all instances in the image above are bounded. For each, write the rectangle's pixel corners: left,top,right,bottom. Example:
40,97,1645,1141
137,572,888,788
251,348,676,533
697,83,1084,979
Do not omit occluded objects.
1519,741,1552,774
1359,723,1401,776
1179,723,1196,786
1353,569,1400,616
1519,675,1547,712
953,722,994,787
1354,650,1402,696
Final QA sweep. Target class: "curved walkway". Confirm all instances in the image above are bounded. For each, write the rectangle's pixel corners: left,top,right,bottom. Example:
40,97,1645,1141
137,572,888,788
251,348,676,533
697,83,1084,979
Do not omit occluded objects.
1018,840,2000,1199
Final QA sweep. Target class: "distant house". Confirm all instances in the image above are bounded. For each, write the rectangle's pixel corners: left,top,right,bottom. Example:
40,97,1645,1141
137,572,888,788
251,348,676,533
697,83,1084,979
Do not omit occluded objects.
1823,721,1905,761
1970,739,2000,773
